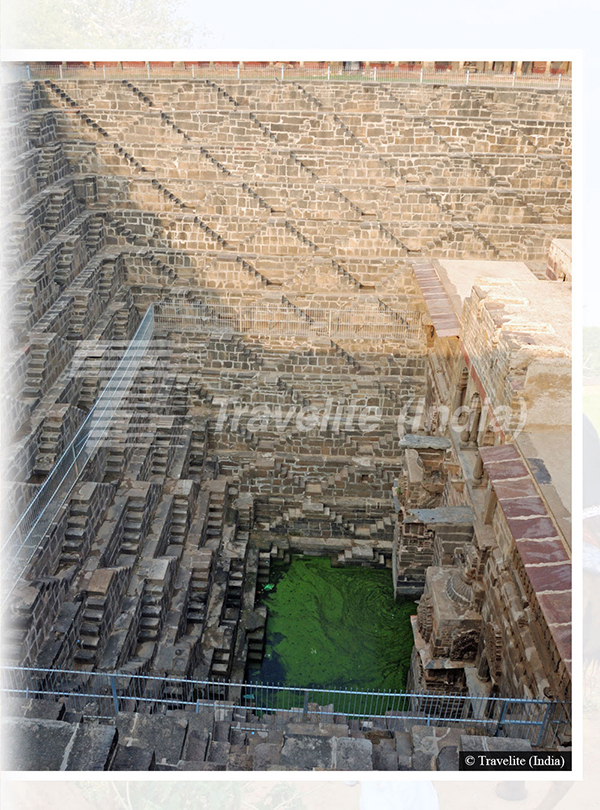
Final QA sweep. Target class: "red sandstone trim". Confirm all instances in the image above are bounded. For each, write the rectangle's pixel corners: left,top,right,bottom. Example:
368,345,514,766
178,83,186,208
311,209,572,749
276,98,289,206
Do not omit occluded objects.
479,444,572,673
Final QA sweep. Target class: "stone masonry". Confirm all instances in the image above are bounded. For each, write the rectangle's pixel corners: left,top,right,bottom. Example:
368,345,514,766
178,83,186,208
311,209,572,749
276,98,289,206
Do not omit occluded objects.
1,69,571,770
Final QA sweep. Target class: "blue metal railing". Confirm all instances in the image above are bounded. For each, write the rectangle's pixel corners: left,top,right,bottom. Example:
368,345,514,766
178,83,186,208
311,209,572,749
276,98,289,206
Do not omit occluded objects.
0,665,570,748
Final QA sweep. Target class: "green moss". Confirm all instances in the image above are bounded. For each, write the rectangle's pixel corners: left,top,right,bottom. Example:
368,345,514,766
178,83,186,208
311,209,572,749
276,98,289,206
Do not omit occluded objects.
255,556,417,691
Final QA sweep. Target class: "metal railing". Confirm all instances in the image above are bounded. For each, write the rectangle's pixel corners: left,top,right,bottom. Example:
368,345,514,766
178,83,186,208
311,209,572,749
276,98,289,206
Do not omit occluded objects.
11,63,571,91
1,306,155,606
154,301,422,342
1,665,570,748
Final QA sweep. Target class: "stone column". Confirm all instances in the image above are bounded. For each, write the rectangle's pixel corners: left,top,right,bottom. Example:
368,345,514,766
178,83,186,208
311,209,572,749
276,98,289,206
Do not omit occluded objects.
468,405,482,443
472,451,484,485
460,396,482,445
452,368,468,416
483,486,497,524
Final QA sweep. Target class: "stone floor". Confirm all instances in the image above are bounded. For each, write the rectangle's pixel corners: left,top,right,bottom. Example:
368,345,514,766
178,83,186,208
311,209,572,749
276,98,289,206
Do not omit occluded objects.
1,696,537,772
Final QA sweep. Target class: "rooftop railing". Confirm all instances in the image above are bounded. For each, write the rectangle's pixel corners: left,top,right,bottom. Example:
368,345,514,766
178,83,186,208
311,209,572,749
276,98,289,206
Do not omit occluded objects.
5,63,571,91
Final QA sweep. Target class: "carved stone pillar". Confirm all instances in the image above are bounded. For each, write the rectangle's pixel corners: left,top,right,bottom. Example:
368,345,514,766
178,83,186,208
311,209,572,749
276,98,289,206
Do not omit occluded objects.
452,367,468,415
483,486,497,525
468,402,482,443
461,394,482,446
473,451,484,484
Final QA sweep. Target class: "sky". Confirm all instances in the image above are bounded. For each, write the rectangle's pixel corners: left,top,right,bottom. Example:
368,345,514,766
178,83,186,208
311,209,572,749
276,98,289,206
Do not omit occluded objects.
178,1,596,50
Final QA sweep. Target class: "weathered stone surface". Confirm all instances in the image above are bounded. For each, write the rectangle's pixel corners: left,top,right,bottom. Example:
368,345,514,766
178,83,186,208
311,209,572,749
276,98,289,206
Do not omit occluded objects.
405,507,473,525
460,735,532,752
252,743,281,770
437,745,459,770
280,735,334,770
183,729,210,762
207,741,231,764
112,745,156,770
2,718,74,770
399,434,452,450
334,737,373,770
22,698,66,721
372,739,399,770
115,714,188,765
65,724,118,770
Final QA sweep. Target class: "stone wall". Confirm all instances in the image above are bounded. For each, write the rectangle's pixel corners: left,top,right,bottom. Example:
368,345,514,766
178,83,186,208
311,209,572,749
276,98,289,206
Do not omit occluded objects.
461,280,570,436
1,72,571,768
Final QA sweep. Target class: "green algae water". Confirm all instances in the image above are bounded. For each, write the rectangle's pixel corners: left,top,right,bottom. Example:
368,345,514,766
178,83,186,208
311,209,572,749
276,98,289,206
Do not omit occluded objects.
254,556,417,692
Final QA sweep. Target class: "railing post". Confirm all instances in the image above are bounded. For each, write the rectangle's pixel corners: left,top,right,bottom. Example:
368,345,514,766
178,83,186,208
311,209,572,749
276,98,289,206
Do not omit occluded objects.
497,697,509,734
59,65,63,80
147,62,150,79
303,689,309,719
466,70,469,85
238,63,241,80
537,701,555,747
512,71,516,87
558,73,562,89
72,442,80,478
192,64,195,79
103,66,106,79
281,65,284,81
327,64,330,81
110,676,119,716
420,68,423,84
374,66,377,82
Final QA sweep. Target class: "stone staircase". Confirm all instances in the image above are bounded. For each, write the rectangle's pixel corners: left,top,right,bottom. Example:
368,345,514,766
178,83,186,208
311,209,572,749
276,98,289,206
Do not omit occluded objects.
204,479,228,546
2,694,542,771
2,73,571,771
23,333,75,403
185,550,213,629
74,566,130,665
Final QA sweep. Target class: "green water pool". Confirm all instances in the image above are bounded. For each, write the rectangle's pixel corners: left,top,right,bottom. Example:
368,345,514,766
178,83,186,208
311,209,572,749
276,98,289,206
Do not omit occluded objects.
252,556,417,691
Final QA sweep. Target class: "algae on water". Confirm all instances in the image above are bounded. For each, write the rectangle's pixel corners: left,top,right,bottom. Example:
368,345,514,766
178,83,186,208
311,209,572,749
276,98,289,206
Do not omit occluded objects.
254,556,417,691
